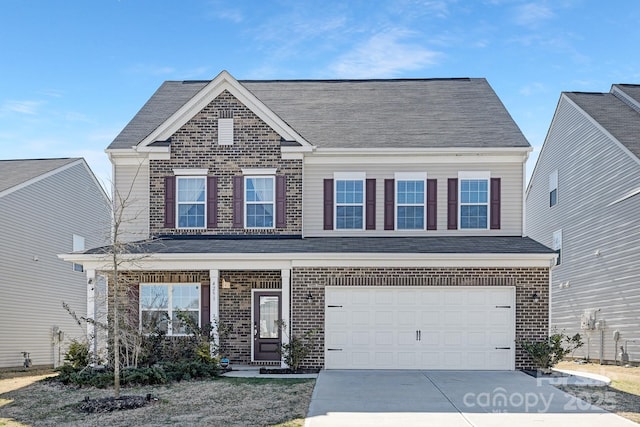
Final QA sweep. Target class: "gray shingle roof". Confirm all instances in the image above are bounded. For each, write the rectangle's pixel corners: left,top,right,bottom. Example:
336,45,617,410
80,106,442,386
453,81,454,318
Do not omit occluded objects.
86,235,553,255
565,91,640,160
108,77,530,150
0,158,79,194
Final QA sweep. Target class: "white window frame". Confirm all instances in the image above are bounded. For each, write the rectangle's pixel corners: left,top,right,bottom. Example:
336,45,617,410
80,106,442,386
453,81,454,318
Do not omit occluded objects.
458,171,490,230
72,234,85,272
552,229,562,265
176,176,207,229
139,283,201,336
549,169,558,207
334,172,366,230
244,175,276,229
395,172,427,230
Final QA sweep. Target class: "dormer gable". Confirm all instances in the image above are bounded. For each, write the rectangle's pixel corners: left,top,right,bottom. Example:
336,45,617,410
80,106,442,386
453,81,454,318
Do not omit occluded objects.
137,70,313,153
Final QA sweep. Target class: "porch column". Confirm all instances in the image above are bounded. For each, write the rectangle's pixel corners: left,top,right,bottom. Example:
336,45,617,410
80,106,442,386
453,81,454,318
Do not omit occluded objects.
281,268,291,368
86,269,96,357
210,270,220,347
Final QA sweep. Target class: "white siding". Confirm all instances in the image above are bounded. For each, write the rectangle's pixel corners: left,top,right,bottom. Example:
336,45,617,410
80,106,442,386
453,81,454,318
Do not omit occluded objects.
303,159,524,236
0,162,111,368
113,162,149,242
526,97,640,362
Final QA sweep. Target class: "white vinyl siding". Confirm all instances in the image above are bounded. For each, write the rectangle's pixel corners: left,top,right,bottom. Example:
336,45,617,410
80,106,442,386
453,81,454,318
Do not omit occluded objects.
113,161,149,242
526,95,640,362
304,161,523,236
0,162,111,368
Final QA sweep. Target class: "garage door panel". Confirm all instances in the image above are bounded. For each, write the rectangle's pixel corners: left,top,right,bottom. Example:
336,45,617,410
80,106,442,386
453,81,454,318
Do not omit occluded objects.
375,330,394,346
325,286,515,370
421,331,440,345
352,310,369,325
352,331,370,346
398,330,417,345
398,352,416,367
398,311,415,325
467,331,487,346
374,352,394,367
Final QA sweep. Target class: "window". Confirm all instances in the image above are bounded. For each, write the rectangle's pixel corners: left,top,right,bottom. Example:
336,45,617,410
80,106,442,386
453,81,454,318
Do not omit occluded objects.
72,234,85,272
552,229,562,265
459,172,489,229
177,177,206,228
549,170,558,207
335,173,365,229
245,176,275,228
140,284,200,335
395,173,426,230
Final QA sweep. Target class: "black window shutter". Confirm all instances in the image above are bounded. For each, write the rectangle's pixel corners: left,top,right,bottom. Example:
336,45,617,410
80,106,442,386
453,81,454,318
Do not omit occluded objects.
323,179,334,230
384,179,395,230
490,177,501,230
366,178,376,230
276,176,287,228
164,176,176,228
232,176,244,228
207,176,217,229
427,179,437,230
447,178,458,230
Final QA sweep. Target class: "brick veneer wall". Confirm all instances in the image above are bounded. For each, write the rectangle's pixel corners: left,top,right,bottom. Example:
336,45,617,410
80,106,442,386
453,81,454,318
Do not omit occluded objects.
291,267,550,371
148,89,303,236
218,270,282,364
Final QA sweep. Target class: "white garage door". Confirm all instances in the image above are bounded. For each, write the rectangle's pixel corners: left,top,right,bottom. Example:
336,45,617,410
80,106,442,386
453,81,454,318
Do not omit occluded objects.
325,286,515,370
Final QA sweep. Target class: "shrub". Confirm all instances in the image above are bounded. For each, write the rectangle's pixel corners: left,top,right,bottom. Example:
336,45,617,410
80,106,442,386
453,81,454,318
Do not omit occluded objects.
64,339,90,369
519,331,583,371
276,320,318,372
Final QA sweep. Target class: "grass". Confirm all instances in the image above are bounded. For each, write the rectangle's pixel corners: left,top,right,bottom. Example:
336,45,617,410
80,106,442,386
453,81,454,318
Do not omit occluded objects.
0,373,315,427
554,361,640,423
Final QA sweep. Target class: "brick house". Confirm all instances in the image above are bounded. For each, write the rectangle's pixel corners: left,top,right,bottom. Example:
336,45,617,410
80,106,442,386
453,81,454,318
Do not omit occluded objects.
65,71,555,370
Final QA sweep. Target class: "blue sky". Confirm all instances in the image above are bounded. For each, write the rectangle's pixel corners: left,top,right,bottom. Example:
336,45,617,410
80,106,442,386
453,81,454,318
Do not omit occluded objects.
1,0,639,189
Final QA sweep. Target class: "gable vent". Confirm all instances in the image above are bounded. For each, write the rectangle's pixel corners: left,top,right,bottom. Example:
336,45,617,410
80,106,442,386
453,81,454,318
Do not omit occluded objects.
218,110,234,145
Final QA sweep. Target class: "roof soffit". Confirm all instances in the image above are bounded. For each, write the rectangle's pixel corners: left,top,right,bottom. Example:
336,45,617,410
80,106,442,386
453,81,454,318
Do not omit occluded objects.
137,70,313,150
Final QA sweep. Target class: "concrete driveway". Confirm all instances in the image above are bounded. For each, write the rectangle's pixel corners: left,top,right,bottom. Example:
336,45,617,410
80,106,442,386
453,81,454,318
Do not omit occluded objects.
305,370,637,427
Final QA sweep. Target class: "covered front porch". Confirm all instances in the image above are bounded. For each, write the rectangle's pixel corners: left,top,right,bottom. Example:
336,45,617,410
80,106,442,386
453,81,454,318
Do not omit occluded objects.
83,266,293,368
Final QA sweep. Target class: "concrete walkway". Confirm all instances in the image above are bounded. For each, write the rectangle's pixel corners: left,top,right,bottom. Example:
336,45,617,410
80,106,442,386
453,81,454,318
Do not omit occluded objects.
305,370,638,427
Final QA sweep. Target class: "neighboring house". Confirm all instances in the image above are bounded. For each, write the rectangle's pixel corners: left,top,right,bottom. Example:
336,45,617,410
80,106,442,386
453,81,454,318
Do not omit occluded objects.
0,158,111,369
64,71,555,371
526,84,640,364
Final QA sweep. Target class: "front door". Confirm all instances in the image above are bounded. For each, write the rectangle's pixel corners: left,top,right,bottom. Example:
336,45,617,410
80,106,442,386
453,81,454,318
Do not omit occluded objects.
253,291,282,361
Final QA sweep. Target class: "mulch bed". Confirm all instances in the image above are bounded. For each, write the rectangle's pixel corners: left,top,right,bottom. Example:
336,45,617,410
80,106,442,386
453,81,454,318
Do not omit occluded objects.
259,367,320,374
76,394,155,413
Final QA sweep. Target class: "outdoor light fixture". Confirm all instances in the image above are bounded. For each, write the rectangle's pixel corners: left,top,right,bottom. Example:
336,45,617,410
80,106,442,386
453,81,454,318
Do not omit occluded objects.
306,291,314,302
532,292,540,303
221,277,231,289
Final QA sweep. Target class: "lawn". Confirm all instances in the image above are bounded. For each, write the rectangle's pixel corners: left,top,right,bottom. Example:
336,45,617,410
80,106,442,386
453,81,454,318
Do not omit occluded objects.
0,372,315,427
554,361,640,423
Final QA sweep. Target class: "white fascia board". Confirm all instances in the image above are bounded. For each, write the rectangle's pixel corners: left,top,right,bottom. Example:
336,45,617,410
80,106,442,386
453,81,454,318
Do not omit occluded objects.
312,147,532,155
138,70,312,149
61,251,555,270
107,149,149,165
